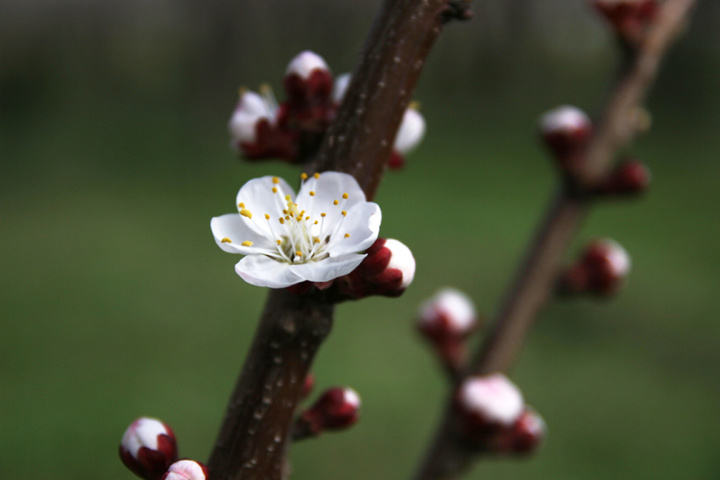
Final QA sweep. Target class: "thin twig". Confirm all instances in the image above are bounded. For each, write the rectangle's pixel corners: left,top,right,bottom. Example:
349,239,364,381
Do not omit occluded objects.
207,2,463,480
412,1,697,479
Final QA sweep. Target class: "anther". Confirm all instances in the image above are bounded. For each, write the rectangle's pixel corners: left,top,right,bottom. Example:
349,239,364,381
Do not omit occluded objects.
321,213,327,217
240,209,253,219
333,200,339,206
265,214,270,220
313,173,320,179
296,251,303,257
279,218,285,224
310,191,316,196
313,238,321,244
272,177,280,184
342,193,349,199
344,233,351,238
241,241,253,247
272,187,278,193
238,202,245,208
221,238,232,243
341,211,347,217
285,195,292,201
276,240,282,245
301,173,308,180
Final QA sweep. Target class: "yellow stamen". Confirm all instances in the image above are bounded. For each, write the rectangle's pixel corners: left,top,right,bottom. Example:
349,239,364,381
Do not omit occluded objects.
279,218,285,224
313,238,321,244
314,220,318,225
272,177,280,184
285,195,291,201
300,173,308,180
305,216,310,221
342,193,349,199
221,237,232,244
272,187,278,193
240,209,252,219
313,173,320,179
344,233,351,238
295,251,303,257
264,214,270,220
321,213,326,218
341,210,347,217
238,202,245,208
309,191,316,196
333,200,339,206
276,239,282,245
241,241,253,247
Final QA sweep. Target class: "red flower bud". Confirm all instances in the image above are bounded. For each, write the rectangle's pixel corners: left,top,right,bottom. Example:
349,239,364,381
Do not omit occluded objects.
539,106,593,174
597,159,651,195
119,417,178,480
295,387,361,439
593,0,659,44
560,239,631,296
162,460,209,480
502,408,547,454
456,374,525,437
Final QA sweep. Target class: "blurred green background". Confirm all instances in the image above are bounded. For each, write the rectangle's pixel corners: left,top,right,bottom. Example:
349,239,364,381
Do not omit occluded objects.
2,1,719,479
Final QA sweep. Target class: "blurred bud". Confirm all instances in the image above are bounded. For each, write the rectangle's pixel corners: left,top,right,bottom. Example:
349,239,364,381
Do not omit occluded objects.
228,90,274,149
283,51,334,122
119,417,178,480
504,408,547,454
560,239,631,296
539,105,593,172
418,288,478,376
162,460,209,480
295,387,361,439
394,107,426,155
593,0,659,44
331,72,351,105
285,51,331,81
456,374,525,434
597,159,652,195
302,373,316,400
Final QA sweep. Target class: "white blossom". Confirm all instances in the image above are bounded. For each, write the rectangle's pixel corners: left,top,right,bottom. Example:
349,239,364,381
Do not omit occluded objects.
211,172,381,288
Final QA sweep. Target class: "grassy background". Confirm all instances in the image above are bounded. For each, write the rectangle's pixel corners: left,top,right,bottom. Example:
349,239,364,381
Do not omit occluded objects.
1,1,719,479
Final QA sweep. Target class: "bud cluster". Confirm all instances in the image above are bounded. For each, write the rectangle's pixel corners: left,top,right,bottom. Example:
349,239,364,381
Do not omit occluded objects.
559,238,631,296
293,386,362,440
119,417,208,480
455,374,546,455
229,51,426,169
416,288,479,374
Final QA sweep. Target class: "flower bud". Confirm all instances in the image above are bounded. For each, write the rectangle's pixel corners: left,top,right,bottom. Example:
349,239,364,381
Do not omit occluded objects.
593,0,658,43
295,387,361,439
283,51,334,120
285,51,331,81
228,90,273,148
597,159,651,195
504,408,546,454
162,460,209,480
119,417,178,480
389,107,426,170
539,105,593,172
331,72,351,105
456,374,524,434
418,288,478,341
560,239,631,296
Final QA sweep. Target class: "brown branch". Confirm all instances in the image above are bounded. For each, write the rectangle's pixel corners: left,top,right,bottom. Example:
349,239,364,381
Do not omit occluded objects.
411,1,697,480
207,2,462,480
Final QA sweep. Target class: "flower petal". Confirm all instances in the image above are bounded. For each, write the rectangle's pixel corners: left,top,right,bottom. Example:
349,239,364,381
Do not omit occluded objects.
290,253,366,283
326,202,381,255
296,172,366,228
235,176,296,238
211,214,276,254
394,108,426,154
235,255,303,288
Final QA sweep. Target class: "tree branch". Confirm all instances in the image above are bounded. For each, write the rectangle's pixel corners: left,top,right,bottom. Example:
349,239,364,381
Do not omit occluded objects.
411,1,697,479
207,1,462,480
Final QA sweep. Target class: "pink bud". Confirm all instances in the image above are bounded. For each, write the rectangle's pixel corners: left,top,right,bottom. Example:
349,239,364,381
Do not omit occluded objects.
285,51,330,80
418,288,478,340
228,91,274,148
539,105,593,171
456,374,524,431
383,239,416,289
505,408,546,454
301,387,361,435
162,460,209,480
593,0,659,42
583,238,631,294
119,417,178,480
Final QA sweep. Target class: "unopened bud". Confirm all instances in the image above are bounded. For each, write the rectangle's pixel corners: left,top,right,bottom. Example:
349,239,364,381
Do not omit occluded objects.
394,107,426,155
418,288,478,341
593,0,659,43
283,51,333,115
504,408,546,454
560,239,631,296
119,417,178,480
285,51,330,80
295,387,361,439
456,374,524,433
597,159,651,195
539,105,593,172
162,460,209,480
228,91,274,148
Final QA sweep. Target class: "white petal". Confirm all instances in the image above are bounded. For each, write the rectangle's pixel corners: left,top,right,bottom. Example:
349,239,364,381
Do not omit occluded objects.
235,255,303,288
296,172,366,229
539,105,590,134
165,460,207,480
332,73,351,104
211,214,276,254
326,202,381,255
394,108,426,154
285,51,330,79
236,176,296,238
228,92,272,145
290,253,366,283
385,238,415,288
